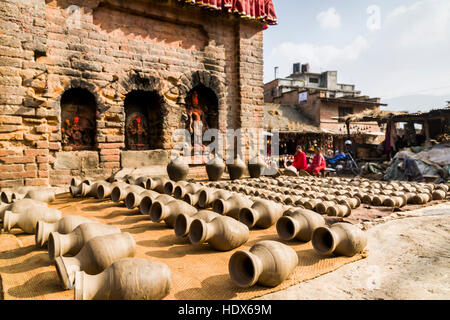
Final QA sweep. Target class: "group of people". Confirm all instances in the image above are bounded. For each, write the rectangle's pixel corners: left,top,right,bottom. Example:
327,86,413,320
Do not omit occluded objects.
284,145,326,176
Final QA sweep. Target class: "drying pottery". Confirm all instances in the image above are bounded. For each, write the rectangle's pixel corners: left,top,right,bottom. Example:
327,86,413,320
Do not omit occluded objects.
312,222,367,257
212,194,253,220
48,222,121,260
411,193,432,204
164,180,189,195
54,232,136,289
303,199,322,211
183,189,203,206
24,188,55,203
326,203,351,217
96,181,129,200
149,199,197,228
125,189,160,210
383,195,407,207
70,181,102,198
3,207,61,234
337,197,360,209
148,177,170,193
432,189,447,200
174,210,220,237
74,258,171,300
228,240,298,288
239,199,285,229
71,177,82,187
315,201,336,214
167,155,189,182
277,208,325,242
206,156,226,181
198,189,233,209
35,215,96,247
248,155,267,179
188,215,249,251
372,195,389,206
139,194,174,215
111,185,146,203
227,156,246,180
174,183,203,199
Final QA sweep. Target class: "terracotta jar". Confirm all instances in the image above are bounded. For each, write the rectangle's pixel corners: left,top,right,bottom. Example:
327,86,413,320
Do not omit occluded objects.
167,155,189,182
326,203,351,217
111,185,146,203
188,215,249,251
383,195,407,207
149,199,197,228
174,210,220,237
174,183,203,200
277,208,325,242
125,190,160,210
228,240,298,288
48,222,121,261
206,156,226,181
74,258,171,300
164,180,189,195
315,201,336,215
411,192,432,204
54,232,136,289
432,189,447,200
139,194,174,215
239,199,285,229
198,189,233,209
24,189,55,203
312,222,367,257
248,155,267,179
35,215,95,247
96,182,129,200
3,207,62,234
227,156,246,180
212,194,253,220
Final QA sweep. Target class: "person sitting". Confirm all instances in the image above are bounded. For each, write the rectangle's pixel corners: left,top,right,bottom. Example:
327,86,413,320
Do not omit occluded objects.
291,145,307,171
307,147,326,176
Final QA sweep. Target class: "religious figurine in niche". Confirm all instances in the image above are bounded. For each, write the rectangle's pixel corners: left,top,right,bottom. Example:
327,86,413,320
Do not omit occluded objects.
61,116,95,150
126,112,148,150
187,91,210,156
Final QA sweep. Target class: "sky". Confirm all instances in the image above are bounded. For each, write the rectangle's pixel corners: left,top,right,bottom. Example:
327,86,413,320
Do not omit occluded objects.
263,0,450,112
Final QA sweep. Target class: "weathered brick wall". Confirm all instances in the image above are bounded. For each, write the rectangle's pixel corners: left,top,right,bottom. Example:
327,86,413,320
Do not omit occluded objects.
0,0,265,187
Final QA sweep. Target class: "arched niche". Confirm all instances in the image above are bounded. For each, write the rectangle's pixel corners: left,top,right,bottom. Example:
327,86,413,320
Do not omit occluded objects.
124,90,164,150
60,88,97,151
185,84,219,135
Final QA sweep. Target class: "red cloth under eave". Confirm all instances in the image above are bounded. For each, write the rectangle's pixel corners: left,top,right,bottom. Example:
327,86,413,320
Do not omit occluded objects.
180,0,278,25
307,154,326,174
292,152,307,171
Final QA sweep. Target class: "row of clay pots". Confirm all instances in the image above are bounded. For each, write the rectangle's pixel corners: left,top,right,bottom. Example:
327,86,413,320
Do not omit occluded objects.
1,187,56,204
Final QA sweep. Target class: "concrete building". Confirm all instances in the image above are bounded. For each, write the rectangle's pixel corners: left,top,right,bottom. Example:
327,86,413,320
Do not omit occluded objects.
0,0,277,187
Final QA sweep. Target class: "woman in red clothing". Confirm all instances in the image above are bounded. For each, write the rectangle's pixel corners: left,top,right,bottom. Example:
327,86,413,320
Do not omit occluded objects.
292,145,307,171
307,147,326,175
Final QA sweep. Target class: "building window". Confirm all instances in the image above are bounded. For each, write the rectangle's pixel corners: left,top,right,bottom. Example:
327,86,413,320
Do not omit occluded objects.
339,107,354,118
309,77,319,84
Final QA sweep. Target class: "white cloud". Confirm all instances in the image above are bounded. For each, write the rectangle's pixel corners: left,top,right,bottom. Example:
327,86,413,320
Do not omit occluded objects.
316,7,342,30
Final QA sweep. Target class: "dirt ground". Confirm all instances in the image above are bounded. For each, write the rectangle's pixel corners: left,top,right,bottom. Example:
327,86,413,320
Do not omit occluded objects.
257,203,450,300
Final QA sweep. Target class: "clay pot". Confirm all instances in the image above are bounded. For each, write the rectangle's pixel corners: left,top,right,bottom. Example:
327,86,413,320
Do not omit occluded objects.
9,198,48,213
206,156,226,181
111,185,146,203
167,155,189,182
227,156,246,180
148,177,170,193
188,215,249,251
248,155,267,179
131,176,153,188
96,182,129,200
326,204,351,217
174,210,220,237
228,240,298,287
74,258,171,300
312,222,367,257
337,197,361,209
198,189,233,209
164,180,188,195
71,177,82,187
435,184,449,192
24,188,55,203
411,193,432,204
383,195,407,207
239,199,285,229
173,183,203,200
277,208,325,241
0,202,11,224
3,207,62,234
432,189,447,200
183,189,202,206
315,201,336,215
212,194,253,220
70,181,102,198
283,195,302,206
362,194,374,205
149,199,197,228
303,199,322,211
1,189,14,203
48,222,121,261
54,232,136,289
139,194,174,215
35,215,96,247
125,190,160,210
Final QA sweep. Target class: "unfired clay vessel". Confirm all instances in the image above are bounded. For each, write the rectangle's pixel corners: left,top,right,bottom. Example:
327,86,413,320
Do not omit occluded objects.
247,155,267,179
167,155,189,182
173,183,203,199
239,199,285,229
125,190,160,210
139,194,174,215
312,222,367,257
149,177,171,193
174,210,220,237
111,185,146,203
3,207,62,234
228,240,298,287
198,189,232,209
24,189,55,203
149,199,197,228
277,208,325,242
188,215,249,251
326,203,351,217
432,189,447,200
164,180,188,195
227,156,246,180
212,194,253,220
48,222,121,260
74,258,171,300
96,182,129,200
55,232,136,289
206,156,226,181
35,215,95,247
183,189,203,206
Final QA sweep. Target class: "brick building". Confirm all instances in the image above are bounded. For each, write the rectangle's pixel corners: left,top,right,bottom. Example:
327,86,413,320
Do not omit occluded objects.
0,0,277,187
